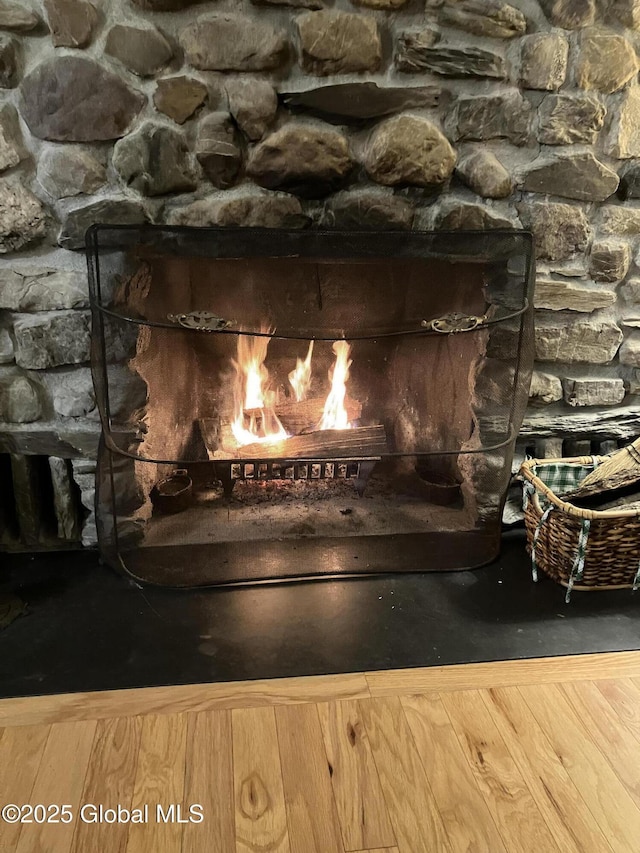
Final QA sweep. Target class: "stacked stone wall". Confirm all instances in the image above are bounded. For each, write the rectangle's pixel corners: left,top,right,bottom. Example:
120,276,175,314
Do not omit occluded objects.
2,0,640,540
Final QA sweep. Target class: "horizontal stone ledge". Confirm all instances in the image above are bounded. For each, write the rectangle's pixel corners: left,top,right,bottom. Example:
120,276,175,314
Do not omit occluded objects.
0,418,100,457
520,402,640,439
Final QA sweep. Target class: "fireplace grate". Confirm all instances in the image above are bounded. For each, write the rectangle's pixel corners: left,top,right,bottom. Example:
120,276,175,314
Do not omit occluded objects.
214,457,379,497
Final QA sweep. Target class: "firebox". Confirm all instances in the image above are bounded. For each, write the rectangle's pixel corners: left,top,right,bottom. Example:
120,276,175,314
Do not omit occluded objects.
87,226,534,587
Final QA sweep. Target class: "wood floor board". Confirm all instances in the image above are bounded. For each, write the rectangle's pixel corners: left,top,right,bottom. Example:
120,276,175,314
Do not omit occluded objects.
400,693,507,853
70,716,142,853
359,696,451,853
440,689,560,853
483,686,613,853
519,682,640,853
0,725,50,851
233,706,291,853
182,710,235,853
275,703,345,853
317,700,396,852
596,678,640,742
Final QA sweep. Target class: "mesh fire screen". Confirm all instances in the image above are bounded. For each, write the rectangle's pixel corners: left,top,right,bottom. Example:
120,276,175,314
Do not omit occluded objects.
87,226,534,587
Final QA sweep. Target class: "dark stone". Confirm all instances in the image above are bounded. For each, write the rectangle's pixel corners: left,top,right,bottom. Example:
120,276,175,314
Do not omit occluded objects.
13,311,91,369
153,76,208,124
576,31,638,94
0,0,39,30
521,202,590,261
455,150,512,199
297,10,381,76
521,152,619,202
247,124,353,199
589,241,631,283
59,199,150,250
195,113,242,189
322,191,414,229
252,0,322,7
433,200,517,230
364,115,456,188
113,123,198,197
519,33,568,91
38,148,106,198
131,0,203,8
537,94,605,145
0,180,47,254
447,93,532,144
440,0,527,38
44,0,98,48
226,79,277,141
166,190,309,229
610,0,640,28
0,35,19,88
619,163,640,200
397,31,507,79
180,14,288,72
105,24,173,78
280,83,441,125
351,0,409,6
19,57,145,142
540,0,595,28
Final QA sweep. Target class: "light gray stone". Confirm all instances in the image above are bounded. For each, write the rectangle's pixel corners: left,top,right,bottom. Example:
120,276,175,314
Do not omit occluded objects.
0,180,47,254
107,364,148,422
180,14,288,72
0,327,13,363
576,30,639,94
44,367,95,417
607,89,640,159
132,0,202,8
253,0,323,7
0,35,20,88
537,94,605,145
37,147,106,199
13,311,91,369
195,112,242,189
455,150,511,199
48,457,80,540
44,0,98,48
166,189,308,229
0,268,88,310
0,370,41,422
0,0,39,30
622,277,640,302
59,199,150,250
589,241,630,283
534,278,616,312
447,93,531,144
600,207,640,235
0,104,25,172
364,115,456,188
563,377,626,407
20,57,145,142
521,152,619,202
105,24,173,78
529,371,563,405
322,190,414,229
535,315,622,363
520,33,568,91
523,202,590,261
247,124,353,198
540,0,595,27
113,124,198,197
227,78,277,140
351,0,407,6
297,10,381,75
153,76,208,125
620,333,640,366
432,199,517,229
397,31,506,79
440,0,526,38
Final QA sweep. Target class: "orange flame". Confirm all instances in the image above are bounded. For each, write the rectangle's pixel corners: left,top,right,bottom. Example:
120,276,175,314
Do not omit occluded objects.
318,341,352,431
231,333,288,447
288,340,314,402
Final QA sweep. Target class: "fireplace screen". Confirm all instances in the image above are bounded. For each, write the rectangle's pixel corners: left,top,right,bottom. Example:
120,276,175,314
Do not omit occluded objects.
87,227,534,587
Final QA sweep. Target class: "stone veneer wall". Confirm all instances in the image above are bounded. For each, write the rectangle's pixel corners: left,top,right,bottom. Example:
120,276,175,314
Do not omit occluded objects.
2,0,640,544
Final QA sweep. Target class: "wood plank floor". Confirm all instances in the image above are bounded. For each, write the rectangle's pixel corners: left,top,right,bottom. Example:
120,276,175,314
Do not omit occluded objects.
1,652,640,852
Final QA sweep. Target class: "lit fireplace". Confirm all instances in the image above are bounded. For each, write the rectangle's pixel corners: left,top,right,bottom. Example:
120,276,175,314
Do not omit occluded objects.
88,227,534,587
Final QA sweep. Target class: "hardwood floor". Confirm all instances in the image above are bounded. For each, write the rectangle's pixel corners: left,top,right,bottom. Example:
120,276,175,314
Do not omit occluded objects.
1,652,640,852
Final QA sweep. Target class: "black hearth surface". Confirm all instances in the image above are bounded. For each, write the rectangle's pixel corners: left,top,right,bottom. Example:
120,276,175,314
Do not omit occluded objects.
1,530,639,700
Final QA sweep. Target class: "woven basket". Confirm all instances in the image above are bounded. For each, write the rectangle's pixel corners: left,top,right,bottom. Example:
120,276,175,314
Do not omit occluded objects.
520,456,640,600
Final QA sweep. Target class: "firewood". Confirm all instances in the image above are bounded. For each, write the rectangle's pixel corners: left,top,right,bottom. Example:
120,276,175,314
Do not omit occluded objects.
274,396,362,435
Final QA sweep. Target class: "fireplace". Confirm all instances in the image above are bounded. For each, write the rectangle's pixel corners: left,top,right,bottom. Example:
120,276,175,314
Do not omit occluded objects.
88,226,533,587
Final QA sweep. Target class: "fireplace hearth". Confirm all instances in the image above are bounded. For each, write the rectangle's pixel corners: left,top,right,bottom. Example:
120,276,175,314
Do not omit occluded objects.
88,227,534,586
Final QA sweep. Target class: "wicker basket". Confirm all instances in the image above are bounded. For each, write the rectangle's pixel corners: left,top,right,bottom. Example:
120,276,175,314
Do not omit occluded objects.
520,456,640,600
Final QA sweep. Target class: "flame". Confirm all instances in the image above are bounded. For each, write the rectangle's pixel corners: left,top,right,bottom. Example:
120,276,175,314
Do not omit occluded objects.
318,341,352,431
231,333,288,447
288,340,314,402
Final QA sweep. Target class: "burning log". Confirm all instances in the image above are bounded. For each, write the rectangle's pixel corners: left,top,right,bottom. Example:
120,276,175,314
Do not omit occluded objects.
274,396,362,435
